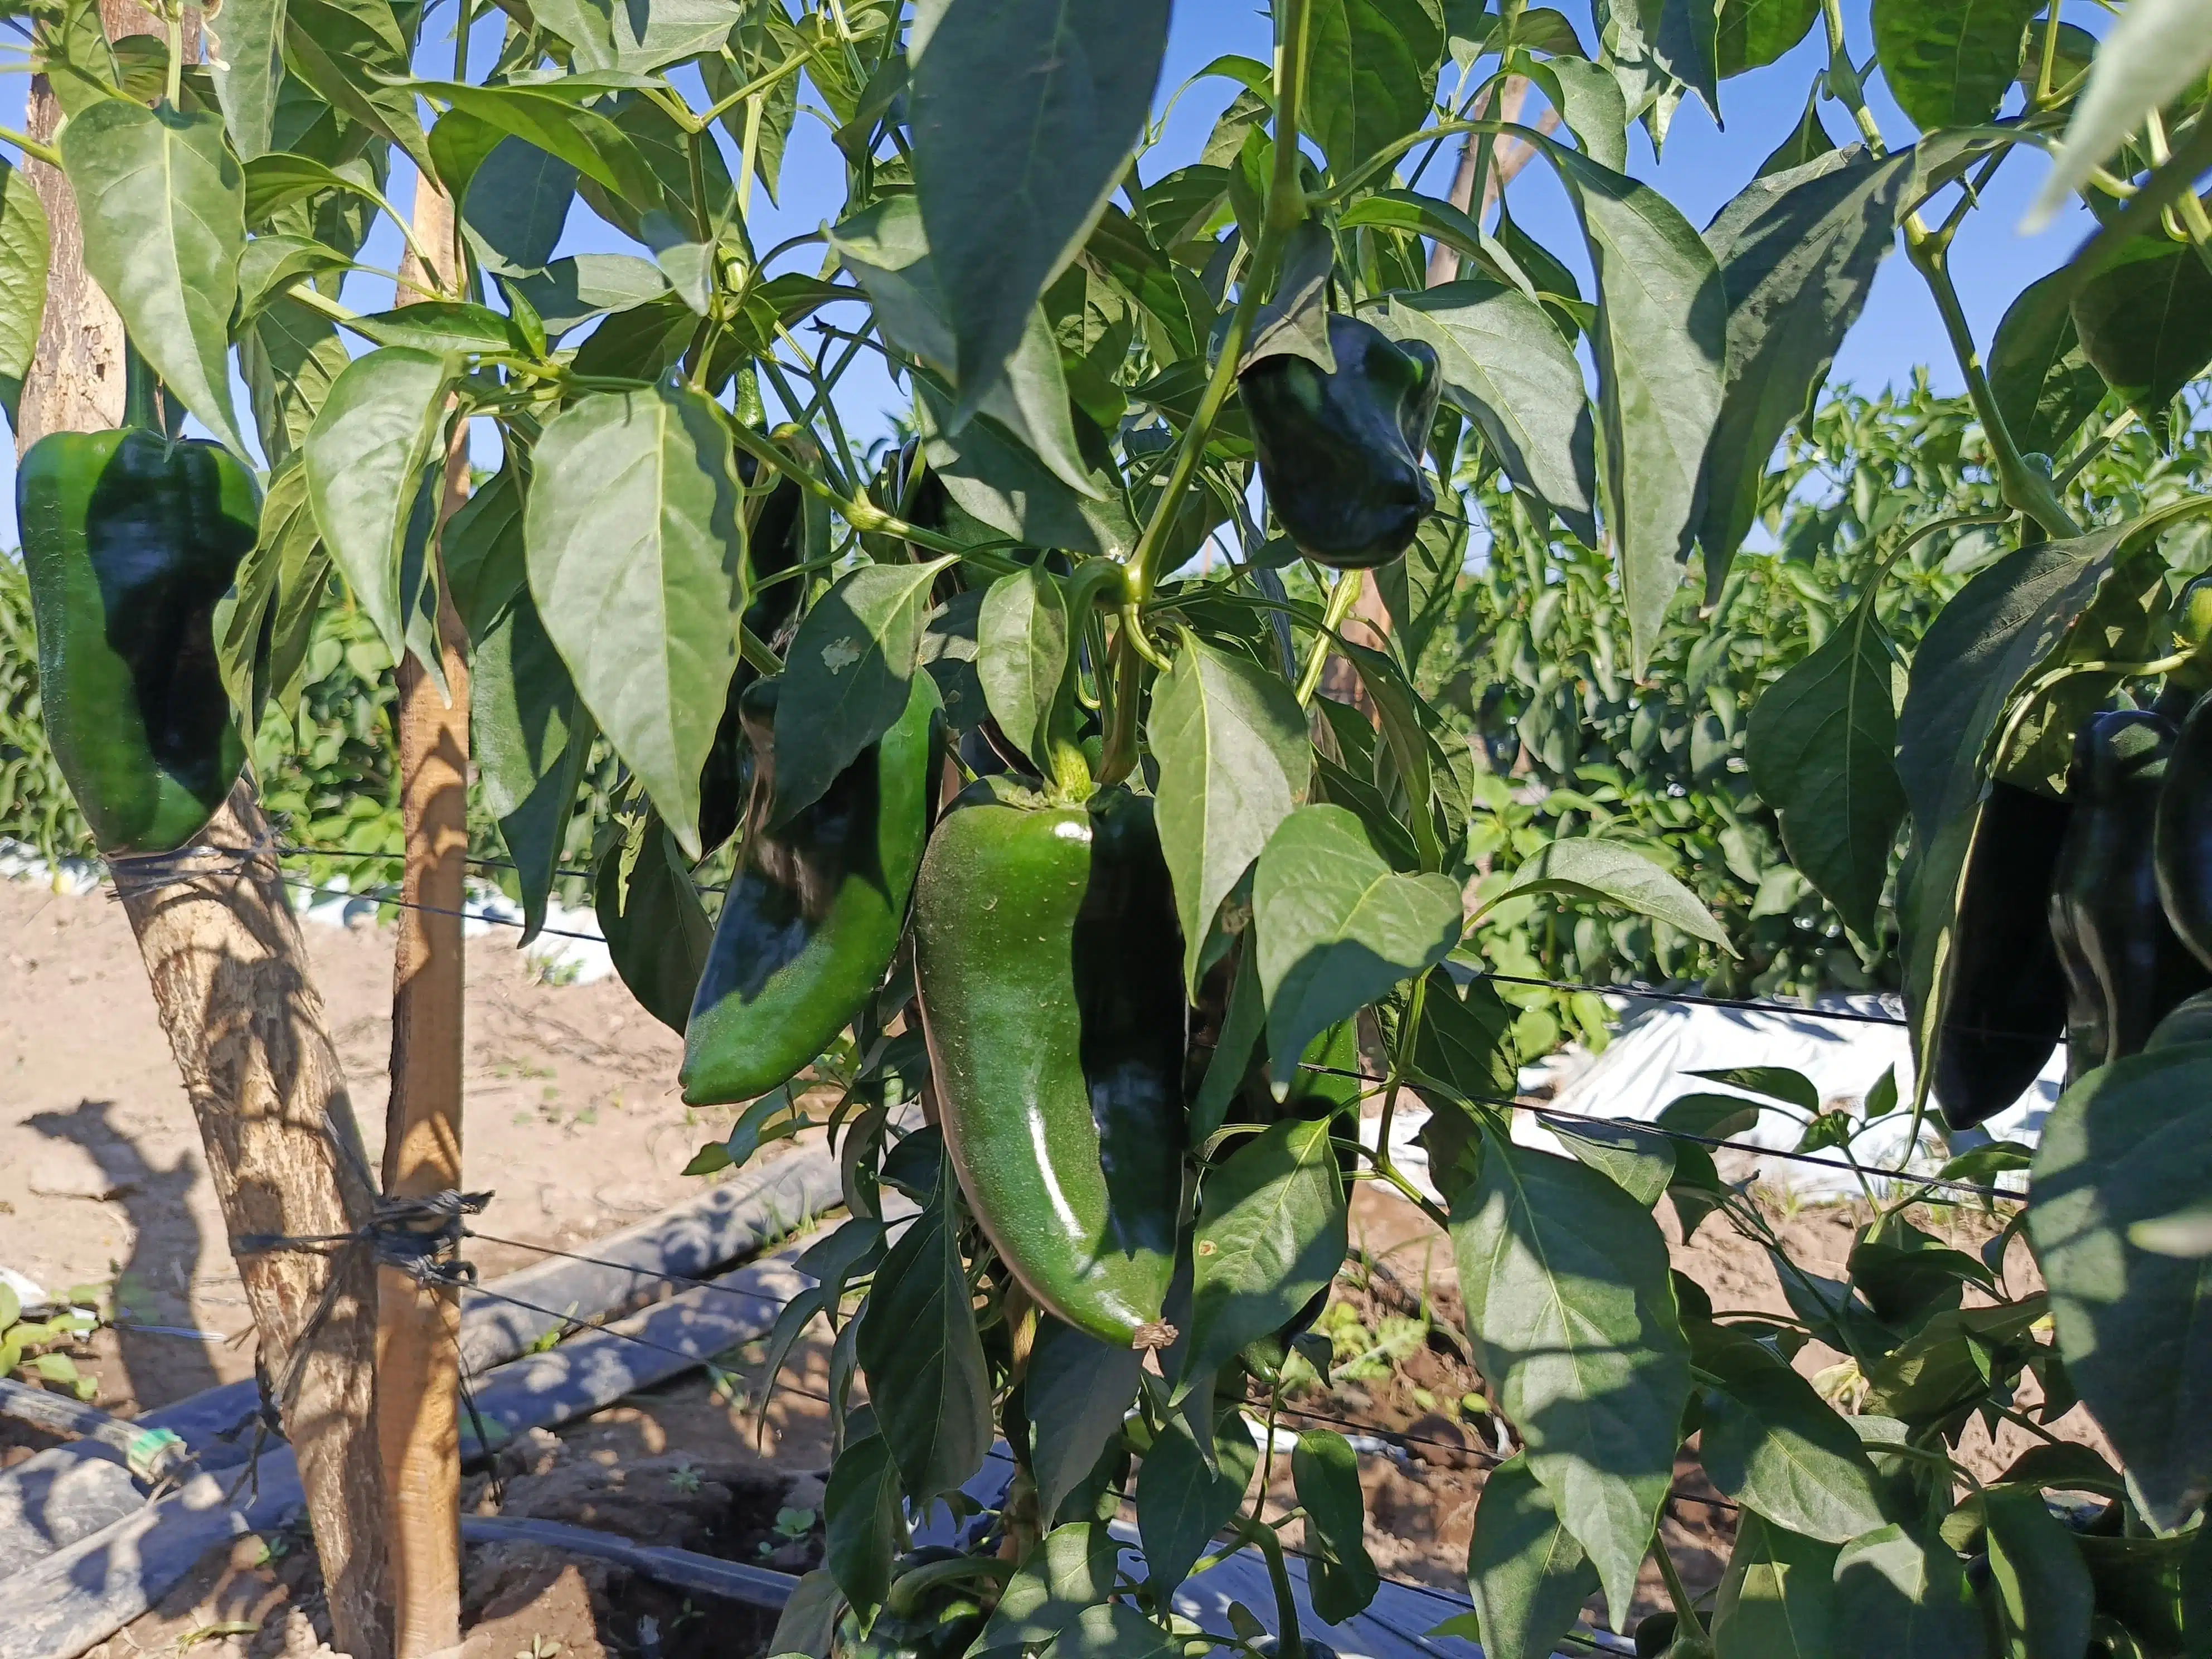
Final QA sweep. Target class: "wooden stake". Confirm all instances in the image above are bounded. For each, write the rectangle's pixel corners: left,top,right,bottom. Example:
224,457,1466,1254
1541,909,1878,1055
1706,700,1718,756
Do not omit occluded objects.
376,172,474,1659
17,14,392,1656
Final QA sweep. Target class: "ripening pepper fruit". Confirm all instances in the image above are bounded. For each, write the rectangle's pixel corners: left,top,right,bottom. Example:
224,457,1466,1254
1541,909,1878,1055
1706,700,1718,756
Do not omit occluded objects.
1932,782,2073,1130
697,446,810,854
1240,313,1442,569
16,428,254,855
913,779,1186,1350
2049,710,2212,1082
680,671,940,1105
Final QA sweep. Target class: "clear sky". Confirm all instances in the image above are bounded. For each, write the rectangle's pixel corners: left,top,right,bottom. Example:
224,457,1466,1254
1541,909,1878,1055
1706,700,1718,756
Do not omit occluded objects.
0,0,2108,541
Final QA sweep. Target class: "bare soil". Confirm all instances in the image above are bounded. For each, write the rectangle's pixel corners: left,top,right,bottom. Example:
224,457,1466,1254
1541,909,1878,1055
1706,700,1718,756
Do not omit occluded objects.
0,874,2115,1655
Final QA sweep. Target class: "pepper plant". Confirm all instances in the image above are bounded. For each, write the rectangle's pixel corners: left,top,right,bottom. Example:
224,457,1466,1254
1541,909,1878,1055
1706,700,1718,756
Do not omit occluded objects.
6,0,2212,1654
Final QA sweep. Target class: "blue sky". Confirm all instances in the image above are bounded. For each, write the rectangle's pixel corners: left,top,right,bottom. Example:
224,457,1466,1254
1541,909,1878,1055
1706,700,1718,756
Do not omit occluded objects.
0,0,2108,540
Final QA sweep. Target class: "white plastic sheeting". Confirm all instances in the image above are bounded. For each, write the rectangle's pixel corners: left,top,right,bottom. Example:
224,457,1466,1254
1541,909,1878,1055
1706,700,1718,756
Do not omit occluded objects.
1379,993,2059,1203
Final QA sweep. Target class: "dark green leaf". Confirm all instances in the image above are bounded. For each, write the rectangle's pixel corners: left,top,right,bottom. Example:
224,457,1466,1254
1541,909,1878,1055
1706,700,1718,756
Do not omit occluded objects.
977,566,1070,773
1988,266,2107,460
242,296,347,470
283,0,433,171
771,558,953,828
303,346,450,663
1542,139,1727,672
0,159,48,428
1465,1454,1601,1659
2071,235,2212,435
978,1523,1122,1651
235,231,351,322
1452,1134,1691,1627
476,591,591,944
1871,0,2041,129
525,385,746,858
1026,1322,1144,1527
595,821,710,1031
404,77,657,205
1831,1524,1984,1657
1689,1067,1820,1112
1190,943,1267,1146
2030,1045,2212,1530
1696,1330,1888,1542
1185,1116,1349,1392
913,377,1138,558
61,101,247,453
461,135,577,276
1151,632,1312,994
1660,1092,1764,1139
1717,0,1819,75
215,0,289,158
1982,1485,2095,1659
908,0,1168,425
1697,149,1910,589
1293,1430,1379,1622
1496,838,1734,950
1710,1512,1841,1659
1518,52,1631,172
352,300,518,355
240,150,379,227
505,253,669,338
1756,83,1840,178
855,1161,992,1508
443,464,528,643
1547,1116,1675,1206
1413,967,1519,1103
1744,591,1905,939
824,1432,900,1614
1134,1410,1257,1592
1041,1602,1181,1659
1303,0,1447,174
1253,805,1463,1085
1371,281,1598,544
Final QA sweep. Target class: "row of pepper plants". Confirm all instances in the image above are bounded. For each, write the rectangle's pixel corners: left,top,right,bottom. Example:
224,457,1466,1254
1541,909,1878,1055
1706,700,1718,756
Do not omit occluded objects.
4,0,2212,1653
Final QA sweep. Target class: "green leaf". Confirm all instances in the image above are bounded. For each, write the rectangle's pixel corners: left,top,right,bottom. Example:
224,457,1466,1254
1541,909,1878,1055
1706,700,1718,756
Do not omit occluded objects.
60,101,247,454
2025,0,2212,229
235,231,351,322
1190,943,1267,1147
1982,1485,2095,1659
909,0,1170,427
403,77,657,205
1293,1429,1379,1622
1696,1330,1888,1542
1496,838,1734,951
854,1161,992,1508
1541,139,1726,673
1185,1116,1349,1392
1711,1512,1841,1659
461,135,577,277
1516,52,1630,173
283,0,434,172
828,198,1104,501
240,151,379,227
443,463,528,643
1412,968,1519,1103
1871,0,2041,130
770,557,953,829
1988,266,2107,462
1253,805,1463,1086
1134,1409,1258,1592
977,567,1070,773
978,1523,1122,1651
525,384,746,858
1150,633,1312,995
1547,1117,1674,1206
1831,1524,1984,1657
1026,1322,1143,1527
1716,0,1820,75
1465,1454,1601,1659
595,822,711,1032
1744,591,1905,939
1757,84,1840,178
1660,1092,1765,1140
2071,236,2212,435
506,254,670,339
1451,1134,1691,1628
242,297,348,468
1371,281,1598,545
915,376,1139,558
1697,149,1911,590
475,591,592,945
1041,1602,1181,1659
2029,1045,2212,1530
0,159,49,429
1303,0,1447,174
302,346,451,663
214,0,288,159
1689,1066,1820,1112
823,1432,900,1614
352,301,519,356
535,0,741,74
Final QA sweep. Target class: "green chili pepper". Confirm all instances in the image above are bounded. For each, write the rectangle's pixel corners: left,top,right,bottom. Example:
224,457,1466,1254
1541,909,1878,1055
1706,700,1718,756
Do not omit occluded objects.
2156,689,2212,975
16,428,255,855
680,671,940,1105
2049,710,2212,1081
1239,313,1441,569
913,778,1186,1350
1933,781,2072,1129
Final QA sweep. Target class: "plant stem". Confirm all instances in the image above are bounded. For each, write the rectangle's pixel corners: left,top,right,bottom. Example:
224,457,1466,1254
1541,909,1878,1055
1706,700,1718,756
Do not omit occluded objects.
0,125,61,166
1295,569,1361,704
1652,1523,1706,1641
1904,224,2080,539
1819,0,1886,149
1237,1516,1304,1659
164,1,182,107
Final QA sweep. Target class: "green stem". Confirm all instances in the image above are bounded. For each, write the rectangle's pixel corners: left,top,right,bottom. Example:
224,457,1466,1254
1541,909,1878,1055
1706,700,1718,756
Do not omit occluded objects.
1236,1517,1303,1659
1904,225,2080,539
1294,569,1361,705
1819,0,1886,149
695,37,821,132
0,125,60,166
1652,1524,1705,1641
